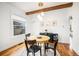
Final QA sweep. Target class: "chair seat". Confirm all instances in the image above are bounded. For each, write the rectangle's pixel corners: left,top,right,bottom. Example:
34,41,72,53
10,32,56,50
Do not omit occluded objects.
45,46,54,49
28,45,41,53
45,44,54,49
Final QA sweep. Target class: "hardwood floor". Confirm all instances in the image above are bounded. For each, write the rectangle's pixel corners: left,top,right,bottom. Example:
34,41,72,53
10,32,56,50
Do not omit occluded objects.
57,43,78,56
0,42,78,56
0,43,25,56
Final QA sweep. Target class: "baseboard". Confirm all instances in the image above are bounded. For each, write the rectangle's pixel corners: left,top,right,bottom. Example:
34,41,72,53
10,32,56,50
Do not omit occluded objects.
0,41,24,56
72,48,79,56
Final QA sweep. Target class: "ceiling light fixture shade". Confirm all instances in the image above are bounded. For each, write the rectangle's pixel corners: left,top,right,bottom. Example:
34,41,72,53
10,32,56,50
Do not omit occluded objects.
38,2,44,7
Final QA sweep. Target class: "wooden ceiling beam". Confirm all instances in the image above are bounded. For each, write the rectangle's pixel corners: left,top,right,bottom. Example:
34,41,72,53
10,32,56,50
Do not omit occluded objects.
25,2,73,15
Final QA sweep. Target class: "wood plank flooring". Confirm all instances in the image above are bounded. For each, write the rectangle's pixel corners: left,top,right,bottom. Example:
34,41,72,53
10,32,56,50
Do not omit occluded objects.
0,43,25,56
0,42,78,56
57,43,78,56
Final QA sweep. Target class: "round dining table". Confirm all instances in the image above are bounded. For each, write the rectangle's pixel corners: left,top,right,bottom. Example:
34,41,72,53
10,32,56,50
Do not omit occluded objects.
27,35,50,44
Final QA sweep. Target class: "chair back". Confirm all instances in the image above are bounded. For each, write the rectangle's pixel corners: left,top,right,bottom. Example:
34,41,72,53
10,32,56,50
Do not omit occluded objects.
53,34,58,49
25,33,31,39
24,39,29,50
47,33,53,40
48,34,58,49
24,39,36,51
25,33,31,51
53,34,58,41
40,33,46,35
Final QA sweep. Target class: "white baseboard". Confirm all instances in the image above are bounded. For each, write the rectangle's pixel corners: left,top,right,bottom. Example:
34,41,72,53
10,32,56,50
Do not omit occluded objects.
73,48,79,55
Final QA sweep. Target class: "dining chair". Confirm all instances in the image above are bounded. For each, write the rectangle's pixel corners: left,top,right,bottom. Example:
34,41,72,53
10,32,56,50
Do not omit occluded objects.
25,33,31,39
24,35,42,56
44,34,58,56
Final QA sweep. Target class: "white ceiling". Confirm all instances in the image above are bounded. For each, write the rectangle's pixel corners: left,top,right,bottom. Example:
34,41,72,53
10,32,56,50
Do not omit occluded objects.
10,2,68,12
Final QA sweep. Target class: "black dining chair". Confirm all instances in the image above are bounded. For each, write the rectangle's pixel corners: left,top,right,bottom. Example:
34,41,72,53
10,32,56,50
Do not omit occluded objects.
25,33,31,39
24,34,42,56
44,34,58,56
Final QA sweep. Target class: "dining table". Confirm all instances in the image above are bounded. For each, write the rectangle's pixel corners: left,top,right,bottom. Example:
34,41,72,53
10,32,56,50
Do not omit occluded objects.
27,35,50,44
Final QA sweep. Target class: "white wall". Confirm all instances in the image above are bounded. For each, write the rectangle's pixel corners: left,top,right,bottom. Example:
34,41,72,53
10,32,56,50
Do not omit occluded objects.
0,3,28,51
68,2,79,54
42,9,70,43
27,8,70,43
28,15,41,36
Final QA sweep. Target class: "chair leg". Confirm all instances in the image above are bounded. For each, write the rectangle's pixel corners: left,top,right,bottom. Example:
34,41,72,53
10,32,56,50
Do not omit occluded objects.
44,49,46,56
27,52,29,56
44,45,46,56
44,43,47,56
44,47,47,56
38,43,39,46
32,52,35,56
46,43,48,52
34,53,35,56
54,50,56,56
40,49,42,56
47,49,48,52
